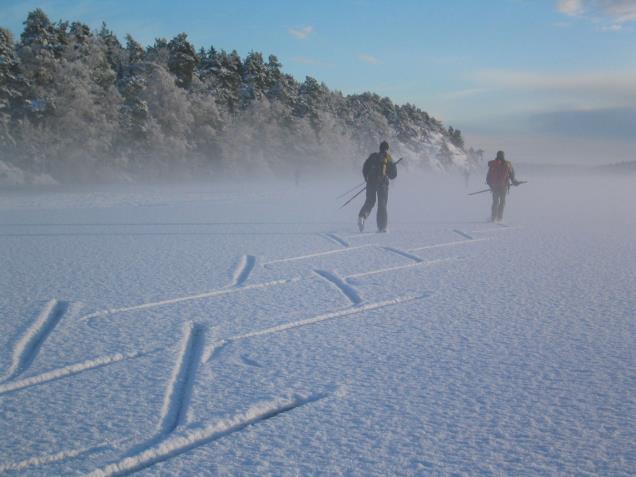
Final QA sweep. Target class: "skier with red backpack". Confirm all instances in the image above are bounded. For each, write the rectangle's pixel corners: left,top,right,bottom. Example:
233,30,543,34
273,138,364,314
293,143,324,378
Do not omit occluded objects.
486,150,521,222
358,141,398,233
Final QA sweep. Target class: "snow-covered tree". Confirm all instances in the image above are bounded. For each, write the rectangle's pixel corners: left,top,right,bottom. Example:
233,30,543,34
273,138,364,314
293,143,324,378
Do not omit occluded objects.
168,33,197,89
0,28,23,147
2,8,471,182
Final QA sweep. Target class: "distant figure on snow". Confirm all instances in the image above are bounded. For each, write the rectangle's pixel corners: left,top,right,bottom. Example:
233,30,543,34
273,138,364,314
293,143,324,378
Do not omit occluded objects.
358,141,398,233
486,150,521,222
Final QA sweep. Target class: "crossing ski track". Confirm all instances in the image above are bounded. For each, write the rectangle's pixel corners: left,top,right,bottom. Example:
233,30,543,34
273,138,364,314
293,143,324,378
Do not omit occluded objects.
4,179,633,476
313,269,363,306
3,220,496,475
2,299,68,382
85,391,330,477
158,323,206,436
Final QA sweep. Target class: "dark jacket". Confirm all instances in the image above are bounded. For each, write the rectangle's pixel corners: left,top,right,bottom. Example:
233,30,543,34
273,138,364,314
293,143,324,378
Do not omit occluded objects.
362,152,397,186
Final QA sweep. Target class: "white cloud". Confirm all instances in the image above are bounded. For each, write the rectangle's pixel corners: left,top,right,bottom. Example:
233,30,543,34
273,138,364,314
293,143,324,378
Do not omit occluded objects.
289,26,313,40
557,0,584,16
358,54,379,65
556,0,636,23
473,69,636,108
600,0,636,22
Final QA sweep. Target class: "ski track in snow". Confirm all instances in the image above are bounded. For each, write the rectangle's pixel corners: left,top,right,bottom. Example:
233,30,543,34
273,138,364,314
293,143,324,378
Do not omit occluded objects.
452,229,473,240
0,443,112,473
228,255,256,288
346,257,458,280
2,300,68,382
262,244,376,265
85,392,330,477
313,269,363,306
470,226,522,234
408,237,490,252
3,220,503,474
0,350,148,396
79,278,298,322
322,232,350,248
228,295,423,342
382,246,424,263
158,322,206,436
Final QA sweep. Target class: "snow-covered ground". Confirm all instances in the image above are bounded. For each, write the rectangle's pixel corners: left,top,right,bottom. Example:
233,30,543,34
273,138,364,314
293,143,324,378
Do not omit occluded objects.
0,171,634,476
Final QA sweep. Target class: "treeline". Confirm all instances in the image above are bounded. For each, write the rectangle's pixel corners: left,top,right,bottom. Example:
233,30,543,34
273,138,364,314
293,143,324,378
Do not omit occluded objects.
0,9,473,183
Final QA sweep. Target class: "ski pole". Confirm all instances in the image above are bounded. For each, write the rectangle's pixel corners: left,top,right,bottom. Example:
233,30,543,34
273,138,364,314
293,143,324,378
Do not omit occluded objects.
339,185,367,209
468,181,527,196
336,181,366,199
467,188,491,196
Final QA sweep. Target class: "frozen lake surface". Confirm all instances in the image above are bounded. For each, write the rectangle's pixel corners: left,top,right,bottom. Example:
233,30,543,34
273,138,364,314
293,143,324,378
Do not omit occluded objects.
0,172,634,476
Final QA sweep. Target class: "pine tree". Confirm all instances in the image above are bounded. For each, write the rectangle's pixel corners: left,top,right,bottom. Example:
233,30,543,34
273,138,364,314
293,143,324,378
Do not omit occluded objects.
168,33,198,89
125,34,144,65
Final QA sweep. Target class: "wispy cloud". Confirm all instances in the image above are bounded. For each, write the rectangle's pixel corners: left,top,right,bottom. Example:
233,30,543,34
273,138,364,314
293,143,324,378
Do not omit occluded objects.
473,69,636,107
289,25,313,40
557,0,584,15
600,0,636,22
440,88,490,100
556,0,636,24
600,23,623,31
358,54,379,65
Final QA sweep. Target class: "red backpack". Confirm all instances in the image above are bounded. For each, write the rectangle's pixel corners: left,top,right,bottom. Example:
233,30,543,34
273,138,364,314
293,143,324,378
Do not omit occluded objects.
487,160,511,188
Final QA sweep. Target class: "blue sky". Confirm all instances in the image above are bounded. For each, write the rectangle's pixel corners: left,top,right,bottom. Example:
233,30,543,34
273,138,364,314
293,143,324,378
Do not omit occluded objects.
2,0,635,163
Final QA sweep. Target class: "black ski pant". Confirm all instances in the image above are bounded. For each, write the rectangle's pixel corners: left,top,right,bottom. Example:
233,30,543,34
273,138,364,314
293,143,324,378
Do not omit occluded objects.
491,187,507,221
359,182,389,231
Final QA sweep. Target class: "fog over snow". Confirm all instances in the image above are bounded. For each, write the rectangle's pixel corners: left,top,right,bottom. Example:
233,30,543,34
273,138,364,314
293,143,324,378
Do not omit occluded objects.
0,169,634,476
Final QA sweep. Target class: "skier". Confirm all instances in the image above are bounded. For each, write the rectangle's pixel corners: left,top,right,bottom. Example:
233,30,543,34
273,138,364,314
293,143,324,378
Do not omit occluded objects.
486,150,521,222
358,141,398,233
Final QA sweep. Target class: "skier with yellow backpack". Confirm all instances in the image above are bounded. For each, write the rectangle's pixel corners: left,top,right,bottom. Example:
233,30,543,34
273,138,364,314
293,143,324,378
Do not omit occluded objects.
358,141,398,233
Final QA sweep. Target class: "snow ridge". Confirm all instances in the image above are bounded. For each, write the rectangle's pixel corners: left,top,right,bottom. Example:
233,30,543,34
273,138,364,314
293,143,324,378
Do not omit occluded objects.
382,246,424,263
0,351,144,396
0,443,110,473
409,237,490,252
158,322,206,436
85,392,329,477
80,278,298,322
452,229,474,240
314,269,363,306
229,255,257,288
2,299,67,381
346,257,458,280
229,295,423,342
